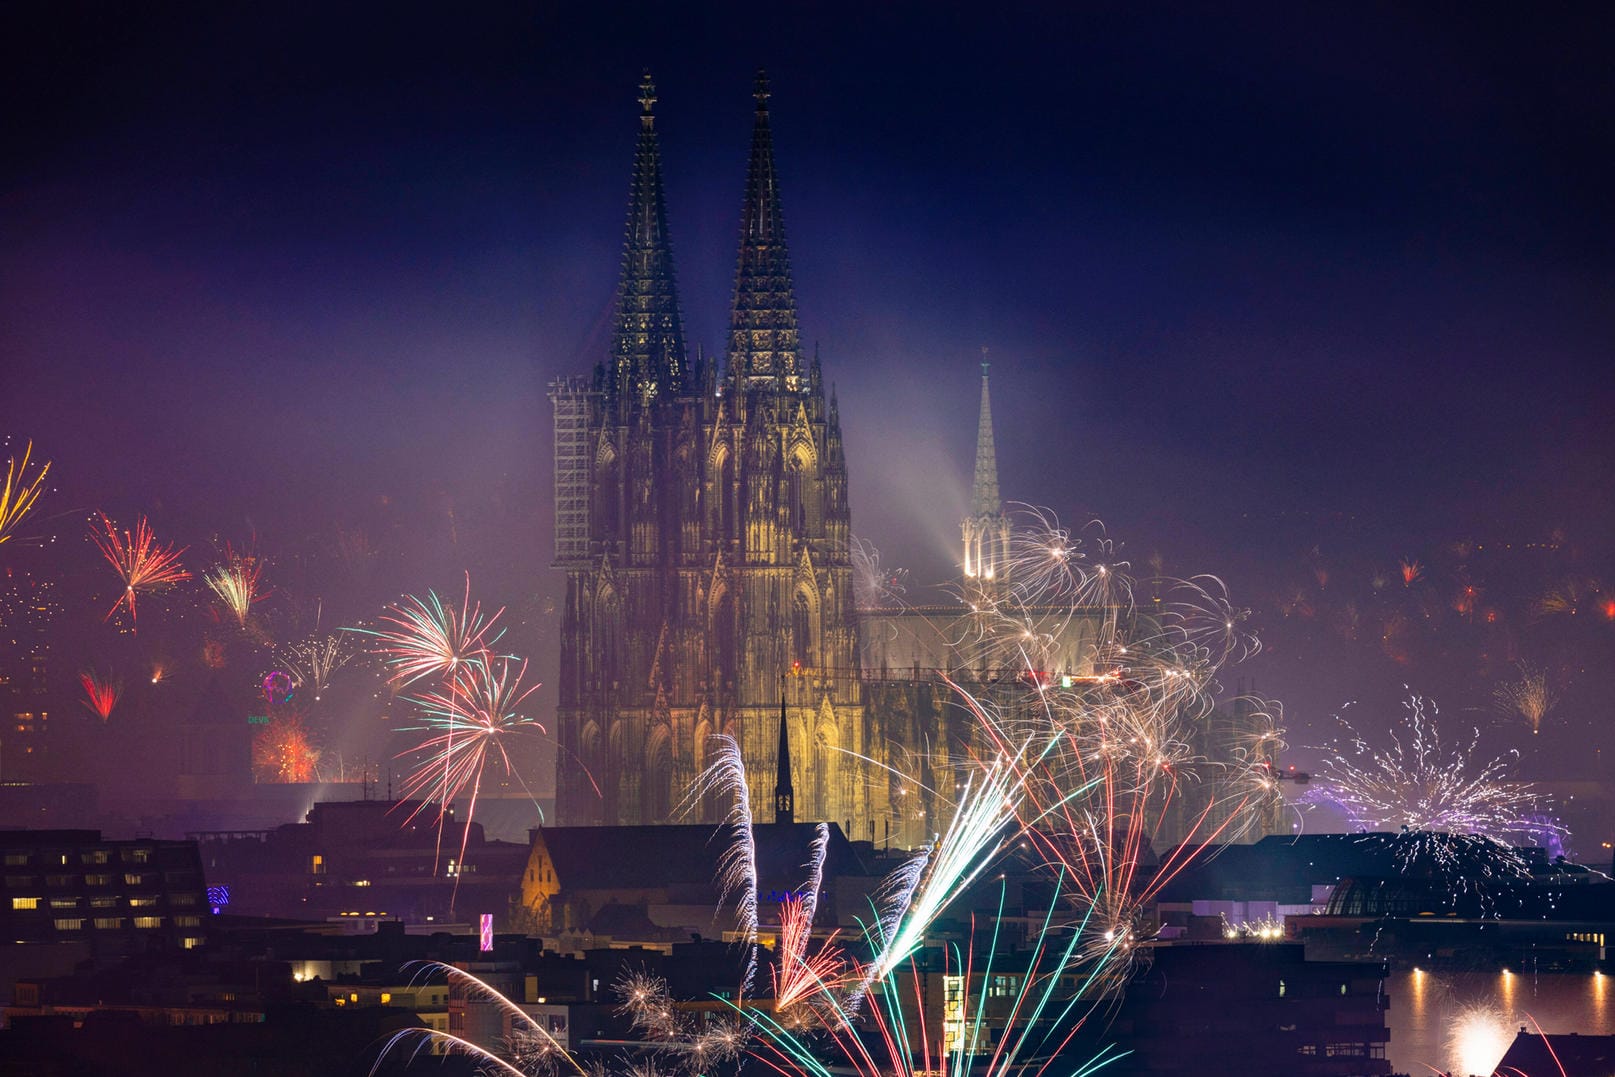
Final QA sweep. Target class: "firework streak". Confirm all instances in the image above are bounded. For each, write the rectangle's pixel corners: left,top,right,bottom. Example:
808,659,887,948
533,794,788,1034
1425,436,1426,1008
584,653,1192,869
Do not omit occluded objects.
0,441,50,546
79,670,121,720
90,513,190,628
205,549,266,627
687,734,761,997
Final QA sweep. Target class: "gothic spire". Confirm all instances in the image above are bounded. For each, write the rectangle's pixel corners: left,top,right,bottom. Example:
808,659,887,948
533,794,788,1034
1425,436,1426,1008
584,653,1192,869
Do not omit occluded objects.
608,71,688,407
970,355,1001,517
727,70,802,390
774,691,795,825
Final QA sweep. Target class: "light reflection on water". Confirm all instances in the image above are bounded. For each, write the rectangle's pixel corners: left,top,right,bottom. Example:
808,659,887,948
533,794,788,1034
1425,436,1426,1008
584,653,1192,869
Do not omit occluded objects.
1388,969,1614,1075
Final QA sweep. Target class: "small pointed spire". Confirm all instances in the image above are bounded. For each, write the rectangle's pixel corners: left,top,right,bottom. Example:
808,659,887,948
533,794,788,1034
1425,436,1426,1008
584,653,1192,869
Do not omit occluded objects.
774,690,795,825
727,69,802,390
971,350,1001,516
608,70,689,407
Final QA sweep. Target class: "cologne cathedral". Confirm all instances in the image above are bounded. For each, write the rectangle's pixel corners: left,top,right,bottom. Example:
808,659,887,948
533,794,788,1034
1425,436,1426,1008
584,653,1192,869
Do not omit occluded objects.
550,73,887,836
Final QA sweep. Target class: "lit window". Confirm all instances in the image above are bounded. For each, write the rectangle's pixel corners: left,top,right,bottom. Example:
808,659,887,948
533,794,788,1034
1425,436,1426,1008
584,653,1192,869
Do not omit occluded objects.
134,916,163,929
94,917,123,929
10,897,39,910
53,918,85,931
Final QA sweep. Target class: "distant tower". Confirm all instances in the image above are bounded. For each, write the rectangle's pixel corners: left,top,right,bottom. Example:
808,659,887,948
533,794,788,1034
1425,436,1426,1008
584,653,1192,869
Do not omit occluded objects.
961,355,1011,594
549,72,883,835
774,692,794,825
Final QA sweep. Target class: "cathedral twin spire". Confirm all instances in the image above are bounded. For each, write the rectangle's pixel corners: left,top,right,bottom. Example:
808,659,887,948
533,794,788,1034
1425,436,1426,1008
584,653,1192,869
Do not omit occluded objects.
607,70,804,406
608,73,689,407
727,70,804,390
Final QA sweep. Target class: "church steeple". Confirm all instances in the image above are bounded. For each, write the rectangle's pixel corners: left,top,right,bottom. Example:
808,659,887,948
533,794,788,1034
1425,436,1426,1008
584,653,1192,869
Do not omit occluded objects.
963,354,1012,585
971,357,1001,517
727,70,802,391
608,71,689,408
774,692,795,825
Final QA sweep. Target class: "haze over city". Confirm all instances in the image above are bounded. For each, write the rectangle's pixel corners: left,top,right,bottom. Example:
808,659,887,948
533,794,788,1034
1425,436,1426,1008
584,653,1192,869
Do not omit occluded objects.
2,8,1613,1073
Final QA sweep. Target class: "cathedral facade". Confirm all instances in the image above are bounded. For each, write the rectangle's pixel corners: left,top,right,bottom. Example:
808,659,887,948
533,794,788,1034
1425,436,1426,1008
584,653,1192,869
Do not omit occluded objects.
550,74,887,837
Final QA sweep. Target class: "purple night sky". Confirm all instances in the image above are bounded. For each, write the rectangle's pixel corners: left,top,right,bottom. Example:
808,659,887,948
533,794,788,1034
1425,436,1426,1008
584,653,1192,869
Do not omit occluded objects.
2,4,1611,806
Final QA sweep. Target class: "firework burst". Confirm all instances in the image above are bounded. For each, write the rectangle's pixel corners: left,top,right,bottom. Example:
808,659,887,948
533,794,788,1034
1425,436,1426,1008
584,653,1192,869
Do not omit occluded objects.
351,575,506,689
396,655,544,871
205,548,267,627
252,713,322,783
924,507,1280,983
279,633,357,701
79,670,122,720
1307,693,1564,876
773,823,847,1011
0,440,51,547
90,513,190,628
1494,662,1558,735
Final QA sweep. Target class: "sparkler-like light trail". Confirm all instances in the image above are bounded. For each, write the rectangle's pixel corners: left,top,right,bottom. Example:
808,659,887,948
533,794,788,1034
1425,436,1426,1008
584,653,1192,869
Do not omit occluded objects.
1494,662,1558,735
279,633,357,701
89,513,190,628
79,670,121,720
0,440,50,547
687,734,760,997
205,549,266,627
1307,693,1564,876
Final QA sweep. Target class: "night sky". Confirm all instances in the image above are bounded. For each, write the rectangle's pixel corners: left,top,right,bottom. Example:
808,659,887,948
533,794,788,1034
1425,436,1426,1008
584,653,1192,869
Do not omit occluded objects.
3,4,1612,802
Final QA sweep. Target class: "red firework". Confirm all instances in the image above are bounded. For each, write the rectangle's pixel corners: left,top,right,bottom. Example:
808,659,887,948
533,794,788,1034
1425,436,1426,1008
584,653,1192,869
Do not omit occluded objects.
252,714,321,783
89,513,190,628
79,670,122,720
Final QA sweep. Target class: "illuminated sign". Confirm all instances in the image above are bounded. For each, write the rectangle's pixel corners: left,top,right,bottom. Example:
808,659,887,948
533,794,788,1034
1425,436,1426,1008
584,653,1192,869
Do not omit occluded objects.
479,913,493,952
246,715,270,725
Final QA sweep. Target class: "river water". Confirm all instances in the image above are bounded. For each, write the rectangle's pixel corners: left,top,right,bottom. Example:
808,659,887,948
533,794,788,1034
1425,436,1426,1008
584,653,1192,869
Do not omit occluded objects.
1385,968,1615,1075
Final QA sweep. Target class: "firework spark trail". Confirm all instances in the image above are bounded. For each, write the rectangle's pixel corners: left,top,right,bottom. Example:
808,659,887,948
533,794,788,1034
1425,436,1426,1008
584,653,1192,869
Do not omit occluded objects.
0,440,50,547
1307,692,1564,876
205,548,266,628
79,670,121,720
1494,662,1558,735
937,507,1279,980
90,513,190,628
742,881,1129,1077
397,655,544,886
800,821,828,925
352,577,516,890
856,734,1032,997
349,574,506,689
371,962,587,1077
686,734,759,997
774,823,846,1011
279,633,357,701
851,535,909,609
